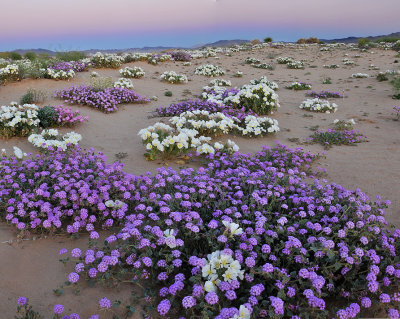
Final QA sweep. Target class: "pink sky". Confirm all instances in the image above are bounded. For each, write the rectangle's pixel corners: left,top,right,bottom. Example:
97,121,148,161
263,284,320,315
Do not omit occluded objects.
1,0,399,50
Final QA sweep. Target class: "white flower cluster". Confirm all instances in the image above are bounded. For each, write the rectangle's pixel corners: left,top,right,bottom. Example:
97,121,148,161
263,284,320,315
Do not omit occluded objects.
0,102,40,129
245,57,260,64
46,68,75,80
287,60,305,69
90,71,99,78
276,56,294,64
299,98,338,113
240,115,280,136
0,64,19,81
249,76,278,90
209,78,231,87
202,250,244,292
323,64,339,69
160,71,188,84
138,121,239,157
195,64,225,77
352,73,369,78
233,71,243,77
91,52,124,68
343,58,355,65
183,62,191,66
251,63,274,70
119,66,145,78
334,118,356,125
113,78,134,89
287,82,312,90
28,129,82,151
224,83,280,114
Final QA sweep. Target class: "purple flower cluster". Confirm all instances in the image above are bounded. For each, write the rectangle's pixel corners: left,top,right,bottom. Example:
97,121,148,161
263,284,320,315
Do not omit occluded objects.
49,61,89,73
169,51,192,62
308,129,368,149
54,105,88,126
306,90,344,98
151,99,256,120
54,85,149,113
0,146,134,234
56,143,400,318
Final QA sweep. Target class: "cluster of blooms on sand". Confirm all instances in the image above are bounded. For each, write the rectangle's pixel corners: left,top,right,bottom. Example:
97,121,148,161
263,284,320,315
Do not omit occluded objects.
46,68,75,80
299,98,338,113
286,82,312,90
0,102,40,137
3,143,399,318
119,66,145,78
0,64,20,83
113,78,134,89
160,71,188,84
28,129,82,151
352,73,369,78
54,85,149,113
202,77,279,115
195,64,225,77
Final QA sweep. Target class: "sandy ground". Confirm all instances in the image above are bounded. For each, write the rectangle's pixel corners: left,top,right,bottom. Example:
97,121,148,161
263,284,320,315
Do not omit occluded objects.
0,45,399,318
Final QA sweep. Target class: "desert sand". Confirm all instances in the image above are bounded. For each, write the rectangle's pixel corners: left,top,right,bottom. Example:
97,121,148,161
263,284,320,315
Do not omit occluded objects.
0,44,399,318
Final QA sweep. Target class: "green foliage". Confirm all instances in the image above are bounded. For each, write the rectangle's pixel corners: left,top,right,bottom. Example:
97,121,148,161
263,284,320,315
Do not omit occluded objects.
297,37,319,44
164,90,173,97
90,76,113,92
23,52,37,61
376,73,388,82
358,38,370,48
20,89,47,105
263,37,273,43
374,37,400,43
9,52,22,60
56,51,86,62
391,76,400,91
322,77,332,84
37,106,58,128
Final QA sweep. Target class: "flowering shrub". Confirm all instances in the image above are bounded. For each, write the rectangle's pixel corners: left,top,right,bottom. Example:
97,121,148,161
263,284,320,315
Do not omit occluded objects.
49,61,89,73
55,85,149,113
249,76,278,91
323,64,339,69
209,79,231,87
60,143,400,318
286,82,312,90
160,71,188,84
245,57,261,64
147,54,172,65
223,83,280,115
287,60,305,69
352,73,369,78
0,146,134,234
119,66,145,78
0,64,20,83
113,78,134,89
90,52,123,68
276,56,294,64
343,58,355,65
138,121,239,160
37,105,88,128
46,68,75,80
0,102,40,138
394,105,400,120
233,71,243,78
152,99,253,119
28,129,82,151
306,91,343,99
195,64,225,77
169,51,192,62
307,125,367,149
299,98,338,113
251,63,274,70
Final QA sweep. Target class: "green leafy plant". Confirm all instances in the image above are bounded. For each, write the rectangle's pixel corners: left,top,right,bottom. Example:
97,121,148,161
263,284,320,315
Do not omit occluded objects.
20,88,47,105
164,90,173,97
36,106,58,128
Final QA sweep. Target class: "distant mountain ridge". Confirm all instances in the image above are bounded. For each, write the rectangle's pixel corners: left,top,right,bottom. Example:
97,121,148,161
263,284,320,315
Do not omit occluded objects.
9,33,399,54
320,32,400,43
